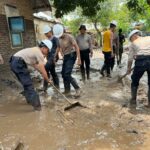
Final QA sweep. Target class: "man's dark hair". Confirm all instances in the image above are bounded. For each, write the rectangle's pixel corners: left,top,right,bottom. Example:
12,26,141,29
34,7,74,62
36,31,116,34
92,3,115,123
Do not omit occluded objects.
110,23,116,28
39,42,47,49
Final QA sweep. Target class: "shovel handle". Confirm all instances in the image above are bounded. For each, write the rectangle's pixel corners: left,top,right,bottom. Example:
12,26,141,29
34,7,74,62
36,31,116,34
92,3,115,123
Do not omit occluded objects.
120,68,134,79
50,83,72,104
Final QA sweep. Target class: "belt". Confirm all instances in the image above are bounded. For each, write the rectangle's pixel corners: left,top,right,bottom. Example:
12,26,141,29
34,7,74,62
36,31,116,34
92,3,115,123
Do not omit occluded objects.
10,56,25,63
64,51,76,56
136,55,150,60
80,48,90,51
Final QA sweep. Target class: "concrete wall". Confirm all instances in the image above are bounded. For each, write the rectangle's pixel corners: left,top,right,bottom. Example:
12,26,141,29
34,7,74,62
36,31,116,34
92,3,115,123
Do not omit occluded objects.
0,0,36,78
34,17,55,43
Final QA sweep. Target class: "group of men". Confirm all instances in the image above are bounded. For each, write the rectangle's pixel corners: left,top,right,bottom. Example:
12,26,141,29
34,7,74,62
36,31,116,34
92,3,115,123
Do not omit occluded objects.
9,21,150,111
100,20,150,109
9,23,93,111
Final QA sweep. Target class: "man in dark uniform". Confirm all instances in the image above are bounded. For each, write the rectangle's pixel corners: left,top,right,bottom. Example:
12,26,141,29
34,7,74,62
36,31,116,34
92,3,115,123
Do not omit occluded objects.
118,28,125,65
43,25,60,91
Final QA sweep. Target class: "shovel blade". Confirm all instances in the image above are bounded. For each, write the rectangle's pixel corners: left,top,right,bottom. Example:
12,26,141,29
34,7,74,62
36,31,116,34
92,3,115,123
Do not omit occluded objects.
64,102,86,111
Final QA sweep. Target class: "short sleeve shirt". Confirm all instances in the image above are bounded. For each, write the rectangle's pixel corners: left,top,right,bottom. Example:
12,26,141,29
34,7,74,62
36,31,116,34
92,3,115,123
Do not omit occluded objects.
102,30,113,52
14,47,45,66
59,33,76,55
128,36,150,61
76,33,92,50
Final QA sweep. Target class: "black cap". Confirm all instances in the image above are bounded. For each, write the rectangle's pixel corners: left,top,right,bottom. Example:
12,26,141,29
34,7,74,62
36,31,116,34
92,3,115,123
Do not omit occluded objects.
79,25,86,30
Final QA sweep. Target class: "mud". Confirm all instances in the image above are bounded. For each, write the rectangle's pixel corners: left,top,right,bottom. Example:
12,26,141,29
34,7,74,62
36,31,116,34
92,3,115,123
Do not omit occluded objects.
0,50,150,150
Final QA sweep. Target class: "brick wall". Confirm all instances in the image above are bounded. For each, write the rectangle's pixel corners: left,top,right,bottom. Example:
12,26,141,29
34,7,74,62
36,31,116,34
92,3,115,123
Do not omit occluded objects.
0,15,36,79
0,0,36,79
0,0,33,20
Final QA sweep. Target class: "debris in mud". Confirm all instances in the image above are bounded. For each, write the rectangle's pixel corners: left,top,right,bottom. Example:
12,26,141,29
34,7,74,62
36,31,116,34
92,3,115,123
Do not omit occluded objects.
0,142,4,150
0,113,6,117
15,142,24,150
96,131,108,139
0,134,24,150
1,79,19,89
126,129,138,134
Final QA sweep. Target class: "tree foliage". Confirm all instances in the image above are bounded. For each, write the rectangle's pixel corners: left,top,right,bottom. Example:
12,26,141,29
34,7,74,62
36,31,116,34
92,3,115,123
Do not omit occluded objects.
127,0,150,14
126,0,150,31
53,0,104,18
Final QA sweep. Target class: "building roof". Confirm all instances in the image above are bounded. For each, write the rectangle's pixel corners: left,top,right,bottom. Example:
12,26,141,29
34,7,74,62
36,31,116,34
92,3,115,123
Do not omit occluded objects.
31,0,51,12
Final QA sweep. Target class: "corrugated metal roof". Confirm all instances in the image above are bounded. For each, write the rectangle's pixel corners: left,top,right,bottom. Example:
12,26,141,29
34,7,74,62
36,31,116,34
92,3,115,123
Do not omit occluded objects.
31,0,51,12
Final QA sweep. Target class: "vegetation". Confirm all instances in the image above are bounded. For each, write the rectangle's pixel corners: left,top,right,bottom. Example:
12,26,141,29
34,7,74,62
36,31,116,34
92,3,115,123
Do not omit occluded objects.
52,0,150,45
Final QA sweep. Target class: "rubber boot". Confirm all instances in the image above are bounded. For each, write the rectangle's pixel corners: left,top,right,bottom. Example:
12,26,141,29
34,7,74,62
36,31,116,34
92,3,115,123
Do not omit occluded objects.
130,86,138,106
100,65,105,77
87,71,90,80
43,80,48,92
147,88,150,107
70,77,80,90
53,75,60,89
81,70,86,81
63,79,71,95
31,94,41,111
23,91,32,104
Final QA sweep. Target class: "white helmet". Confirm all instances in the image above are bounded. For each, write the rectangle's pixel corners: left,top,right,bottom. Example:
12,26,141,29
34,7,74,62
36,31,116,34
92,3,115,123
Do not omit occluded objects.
43,25,51,34
110,20,117,26
53,24,64,38
41,39,52,50
128,29,141,41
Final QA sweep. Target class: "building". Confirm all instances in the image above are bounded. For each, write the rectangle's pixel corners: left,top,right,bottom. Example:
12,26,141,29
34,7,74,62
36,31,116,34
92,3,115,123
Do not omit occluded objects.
0,0,51,78
34,12,56,43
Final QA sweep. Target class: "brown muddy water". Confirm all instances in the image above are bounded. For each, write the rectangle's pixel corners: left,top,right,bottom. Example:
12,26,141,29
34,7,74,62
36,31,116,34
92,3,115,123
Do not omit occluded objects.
0,52,150,150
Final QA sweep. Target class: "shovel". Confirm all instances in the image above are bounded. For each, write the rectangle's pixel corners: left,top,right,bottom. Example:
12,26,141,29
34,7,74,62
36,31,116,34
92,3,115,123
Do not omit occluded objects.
50,83,87,111
109,68,134,86
117,68,134,85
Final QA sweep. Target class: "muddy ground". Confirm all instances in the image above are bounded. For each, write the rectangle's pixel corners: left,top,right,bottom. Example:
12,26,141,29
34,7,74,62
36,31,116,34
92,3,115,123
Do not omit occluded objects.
0,50,150,150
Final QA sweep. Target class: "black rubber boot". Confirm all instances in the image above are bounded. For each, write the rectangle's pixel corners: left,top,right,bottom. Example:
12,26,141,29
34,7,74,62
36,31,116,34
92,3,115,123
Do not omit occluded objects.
81,70,86,81
43,80,48,92
100,65,105,77
23,91,32,104
53,76,60,89
147,88,150,107
130,86,138,106
87,71,90,80
32,94,41,111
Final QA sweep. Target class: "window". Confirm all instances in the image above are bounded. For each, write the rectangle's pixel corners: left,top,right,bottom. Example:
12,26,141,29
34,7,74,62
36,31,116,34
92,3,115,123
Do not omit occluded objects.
10,33,23,47
8,16,25,32
5,5,24,48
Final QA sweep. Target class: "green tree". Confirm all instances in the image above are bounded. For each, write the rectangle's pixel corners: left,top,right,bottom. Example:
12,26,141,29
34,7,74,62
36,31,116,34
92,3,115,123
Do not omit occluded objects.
53,0,104,18
127,0,150,31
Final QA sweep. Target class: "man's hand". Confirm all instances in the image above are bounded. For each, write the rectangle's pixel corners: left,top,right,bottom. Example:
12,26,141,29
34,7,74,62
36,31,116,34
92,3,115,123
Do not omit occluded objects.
127,61,133,75
90,50,93,57
47,79,52,84
54,54,59,63
126,68,132,75
77,59,81,66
